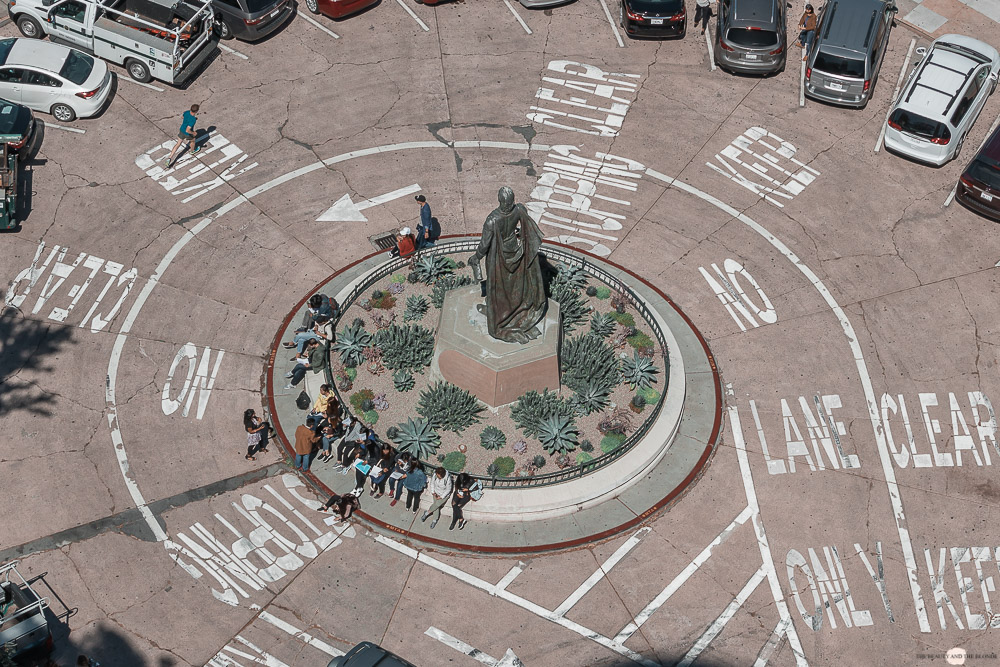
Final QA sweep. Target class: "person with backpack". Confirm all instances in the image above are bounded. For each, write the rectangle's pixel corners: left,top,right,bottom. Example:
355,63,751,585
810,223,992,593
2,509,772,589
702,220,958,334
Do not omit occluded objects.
403,462,428,513
449,473,473,531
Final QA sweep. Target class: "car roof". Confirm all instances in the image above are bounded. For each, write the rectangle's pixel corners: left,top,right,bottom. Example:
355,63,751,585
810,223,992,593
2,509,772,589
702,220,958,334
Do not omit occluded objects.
901,40,984,118
732,0,776,24
818,0,887,51
5,39,70,73
979,125,1000,161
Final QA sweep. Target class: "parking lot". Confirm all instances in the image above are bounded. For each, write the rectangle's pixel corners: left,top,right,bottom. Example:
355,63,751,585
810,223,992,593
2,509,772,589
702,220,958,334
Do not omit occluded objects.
2,0,1000,665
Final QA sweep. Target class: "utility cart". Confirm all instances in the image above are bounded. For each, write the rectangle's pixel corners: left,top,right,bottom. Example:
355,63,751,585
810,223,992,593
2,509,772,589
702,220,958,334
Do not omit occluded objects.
0,140,19,230
0,561,51,660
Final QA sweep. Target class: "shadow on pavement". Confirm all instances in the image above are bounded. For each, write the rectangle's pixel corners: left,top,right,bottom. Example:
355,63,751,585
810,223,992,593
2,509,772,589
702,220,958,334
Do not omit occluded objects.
0,309,75,418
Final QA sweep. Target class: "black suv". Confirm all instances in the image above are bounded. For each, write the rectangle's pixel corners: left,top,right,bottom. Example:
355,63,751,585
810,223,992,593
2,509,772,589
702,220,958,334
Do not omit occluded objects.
210,0,295,41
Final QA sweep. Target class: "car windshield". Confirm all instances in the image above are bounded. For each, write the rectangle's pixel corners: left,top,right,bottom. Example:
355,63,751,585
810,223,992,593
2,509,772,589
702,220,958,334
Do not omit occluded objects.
967,158,1000,189
727,28,779,48
813,51,865,78
0,39,14,66
59,50,94,85
889,109,952,142
244,0,280,13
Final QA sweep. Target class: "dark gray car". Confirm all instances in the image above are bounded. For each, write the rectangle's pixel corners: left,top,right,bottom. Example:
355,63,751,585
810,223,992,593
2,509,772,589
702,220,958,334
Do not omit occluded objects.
804,0,897,107
715,0,787,75
328,642,417,667
209,0,294,41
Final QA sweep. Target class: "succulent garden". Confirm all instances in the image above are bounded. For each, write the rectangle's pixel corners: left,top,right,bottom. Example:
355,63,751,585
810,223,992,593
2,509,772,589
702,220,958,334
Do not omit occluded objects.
328,251,668,480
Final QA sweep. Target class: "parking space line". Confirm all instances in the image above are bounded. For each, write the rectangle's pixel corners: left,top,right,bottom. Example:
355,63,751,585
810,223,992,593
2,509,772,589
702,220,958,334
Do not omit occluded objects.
554,527,651,618
598,0,625,48
219,43,249,60
874,38,915,154
42,121,85,135
395,0,430,31
677,566,768,667
944,109,1000,207
115,75,165,92
503,0,532,34
704,28,716,71
297,11,340,38
258,610,344,657
799,60,805,107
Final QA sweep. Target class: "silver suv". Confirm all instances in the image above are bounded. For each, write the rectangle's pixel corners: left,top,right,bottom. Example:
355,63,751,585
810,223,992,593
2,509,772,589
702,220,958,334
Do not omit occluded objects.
715,0,787,75
804,0,897,107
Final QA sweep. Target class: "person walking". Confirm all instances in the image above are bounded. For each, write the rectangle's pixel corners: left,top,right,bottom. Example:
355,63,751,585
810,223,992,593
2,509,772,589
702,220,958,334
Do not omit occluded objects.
449,473,473,531
388,453,413,506
294,417,320,472
414,194,432,249
403,463,428,513
694,0,713,35
165,104,200,168
420,467,453,529
243,408,271,461
796,4,817,61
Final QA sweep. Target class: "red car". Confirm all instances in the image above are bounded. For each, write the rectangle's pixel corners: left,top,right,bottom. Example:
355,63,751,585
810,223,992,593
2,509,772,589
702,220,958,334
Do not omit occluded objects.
956,125,1000,223
302,0,378,19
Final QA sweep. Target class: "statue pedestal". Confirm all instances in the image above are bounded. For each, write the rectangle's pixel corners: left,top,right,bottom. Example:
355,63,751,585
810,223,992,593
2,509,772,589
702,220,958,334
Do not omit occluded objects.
431,286,560,408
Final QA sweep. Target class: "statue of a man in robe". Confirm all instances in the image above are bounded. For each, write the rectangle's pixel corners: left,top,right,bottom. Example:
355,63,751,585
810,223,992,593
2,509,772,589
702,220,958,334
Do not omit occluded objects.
468,186,547,343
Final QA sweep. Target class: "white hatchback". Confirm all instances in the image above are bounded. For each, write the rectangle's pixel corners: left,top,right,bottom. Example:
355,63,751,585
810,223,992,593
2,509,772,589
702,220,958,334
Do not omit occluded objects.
0,37,111,122
884,34,1000,167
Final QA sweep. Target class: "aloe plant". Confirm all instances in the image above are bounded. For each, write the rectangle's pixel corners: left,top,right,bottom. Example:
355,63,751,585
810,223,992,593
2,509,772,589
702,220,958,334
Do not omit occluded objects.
511,389,574,438
537,414,578,455
403,294,429,322
391,417,441,461
374,324,435,372
621,351,659,391
332,320,372,367
413,254,454,284
393,369,415,392
417,381,484,433
590,312,616,338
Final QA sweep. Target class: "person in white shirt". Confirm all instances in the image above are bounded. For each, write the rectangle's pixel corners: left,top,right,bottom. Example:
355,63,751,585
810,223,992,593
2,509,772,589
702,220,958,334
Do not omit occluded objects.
420,467,453,529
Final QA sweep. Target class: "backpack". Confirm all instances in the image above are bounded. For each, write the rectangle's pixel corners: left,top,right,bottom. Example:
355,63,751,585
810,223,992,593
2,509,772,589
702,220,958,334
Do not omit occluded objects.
295,391,311,410
469,479,483,501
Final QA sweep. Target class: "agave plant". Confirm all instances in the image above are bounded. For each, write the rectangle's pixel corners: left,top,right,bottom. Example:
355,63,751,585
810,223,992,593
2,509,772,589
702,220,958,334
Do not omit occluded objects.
511,389,574,438
532,454,547,469
393,369,415,392
573,381,612,416
537,414,578,455
561,333,618,397
479,425,507,451
621,351,659,391
374,324,435,372
332,320,372,367
550,263,588,298
417,381,484,433
590,312,616,338
431,274,473,308
413,254,454,284
403,294,429,322
391,417,441,461
555,288,591,333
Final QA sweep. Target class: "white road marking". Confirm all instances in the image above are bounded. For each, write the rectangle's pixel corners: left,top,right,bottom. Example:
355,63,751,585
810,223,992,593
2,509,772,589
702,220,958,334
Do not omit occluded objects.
613,506,753,644
496,562,525,591
598,0,625,48
317,183,422,221
554,527,650,617
115,74,165,92
705,28,716,71
753,618,790,667
425,627,524,666
503,0,532,33
648,165,931,633
874,38,915,154
730,407,807,664
259,610,344,656
376,534,658,667
677,566,767,667
799,60,806,107
945,110,1000,207
395,0,430,31
297,11,340,38
42,121,85,135
219,43,250,60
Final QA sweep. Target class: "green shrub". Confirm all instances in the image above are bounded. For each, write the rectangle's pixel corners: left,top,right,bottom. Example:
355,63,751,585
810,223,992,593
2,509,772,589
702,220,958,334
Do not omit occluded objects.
600,432,626,453
555,288,590,333
417,381,484,433
349,389,374,413
364,410,379,425
627,331,654,350
576,452,594,464
374,324,435,372
511,389,574,438
595,286,611,299
609,311,635,327
442,256,459,270
585,285,598,297
490,456,516,477
532,454,547,469
480,425,506,450
638,386,660,404
431,274,473,308
390,273,407,284
345,367,358,381
579,439,594,453
442,451,467,472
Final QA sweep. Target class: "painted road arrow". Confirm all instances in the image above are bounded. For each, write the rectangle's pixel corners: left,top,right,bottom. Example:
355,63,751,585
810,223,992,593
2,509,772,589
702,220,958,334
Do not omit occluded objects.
316,183,422,222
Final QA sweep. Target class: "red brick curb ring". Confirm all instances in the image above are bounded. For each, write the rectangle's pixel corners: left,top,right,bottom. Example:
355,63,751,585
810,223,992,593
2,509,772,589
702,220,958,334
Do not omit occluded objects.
265,236,723,554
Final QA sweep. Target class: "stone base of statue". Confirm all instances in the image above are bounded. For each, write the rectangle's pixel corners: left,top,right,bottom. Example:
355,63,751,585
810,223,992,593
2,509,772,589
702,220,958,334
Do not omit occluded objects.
430,285,560,408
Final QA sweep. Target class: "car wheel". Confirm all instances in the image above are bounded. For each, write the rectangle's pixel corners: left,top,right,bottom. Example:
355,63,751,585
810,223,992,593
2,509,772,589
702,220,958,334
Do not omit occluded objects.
305,0,319,14
16,16,42,39
215,20,234,40
51,104,76,123
125,58,152,83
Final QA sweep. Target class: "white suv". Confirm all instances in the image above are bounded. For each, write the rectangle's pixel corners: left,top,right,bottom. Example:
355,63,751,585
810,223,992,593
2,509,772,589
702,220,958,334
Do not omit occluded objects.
884,34,999,167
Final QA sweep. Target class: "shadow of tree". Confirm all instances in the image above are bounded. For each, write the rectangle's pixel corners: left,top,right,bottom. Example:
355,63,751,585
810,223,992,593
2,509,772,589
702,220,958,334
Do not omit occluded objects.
0,308,76,418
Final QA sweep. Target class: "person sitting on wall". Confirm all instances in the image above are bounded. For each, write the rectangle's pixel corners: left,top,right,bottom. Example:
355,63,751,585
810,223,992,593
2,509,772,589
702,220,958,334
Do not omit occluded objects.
389,227,417,259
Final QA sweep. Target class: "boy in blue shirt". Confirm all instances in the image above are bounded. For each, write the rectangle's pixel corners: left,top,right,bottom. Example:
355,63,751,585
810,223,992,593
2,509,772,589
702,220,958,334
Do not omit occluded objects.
165,104,200,168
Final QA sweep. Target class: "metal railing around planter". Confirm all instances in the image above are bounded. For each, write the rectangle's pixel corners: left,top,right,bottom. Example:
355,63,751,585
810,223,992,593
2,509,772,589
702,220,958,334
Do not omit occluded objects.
322,238,670,489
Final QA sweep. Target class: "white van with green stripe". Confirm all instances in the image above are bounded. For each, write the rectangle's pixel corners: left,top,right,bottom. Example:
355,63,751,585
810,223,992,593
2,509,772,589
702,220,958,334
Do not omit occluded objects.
8,0,218,85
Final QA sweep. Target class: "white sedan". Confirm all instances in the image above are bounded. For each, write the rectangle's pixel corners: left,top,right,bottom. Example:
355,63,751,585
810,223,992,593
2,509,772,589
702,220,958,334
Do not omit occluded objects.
0,37,111,122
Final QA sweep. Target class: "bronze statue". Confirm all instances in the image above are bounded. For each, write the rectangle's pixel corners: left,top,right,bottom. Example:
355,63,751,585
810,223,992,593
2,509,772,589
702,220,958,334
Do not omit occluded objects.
469,186,547,343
